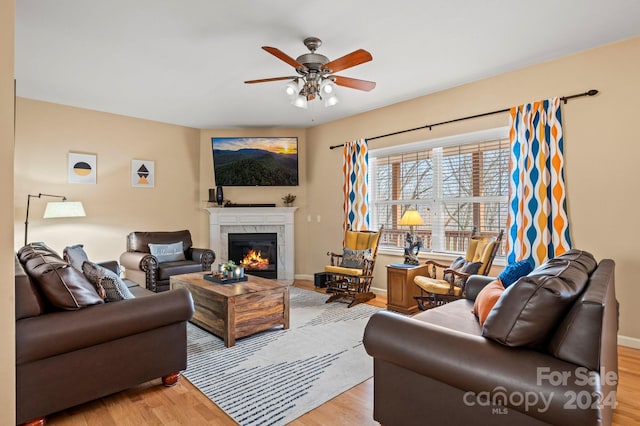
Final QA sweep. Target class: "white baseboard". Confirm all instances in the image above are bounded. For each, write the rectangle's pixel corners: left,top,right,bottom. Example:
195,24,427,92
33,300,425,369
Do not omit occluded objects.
294,274,388,298
295,274,314,281
618,335,640,349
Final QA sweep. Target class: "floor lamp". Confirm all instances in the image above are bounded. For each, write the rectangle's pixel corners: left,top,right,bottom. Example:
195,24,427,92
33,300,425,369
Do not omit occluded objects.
24,193,86,246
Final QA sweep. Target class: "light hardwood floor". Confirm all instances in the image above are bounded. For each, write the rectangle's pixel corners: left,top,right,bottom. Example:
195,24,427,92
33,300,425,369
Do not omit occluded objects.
46,281,640,425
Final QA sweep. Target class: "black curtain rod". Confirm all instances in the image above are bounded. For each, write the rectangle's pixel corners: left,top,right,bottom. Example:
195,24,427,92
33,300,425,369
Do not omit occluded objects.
329,89,598,150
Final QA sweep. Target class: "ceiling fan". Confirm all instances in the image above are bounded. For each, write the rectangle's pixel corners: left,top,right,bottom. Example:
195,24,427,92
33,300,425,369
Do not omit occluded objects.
244,37,376,108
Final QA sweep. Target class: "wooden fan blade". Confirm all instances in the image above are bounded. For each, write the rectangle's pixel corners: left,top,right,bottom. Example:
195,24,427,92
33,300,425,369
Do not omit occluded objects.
333,76,376,91
244,76,297,84
323,49,372,73
262,46,307,70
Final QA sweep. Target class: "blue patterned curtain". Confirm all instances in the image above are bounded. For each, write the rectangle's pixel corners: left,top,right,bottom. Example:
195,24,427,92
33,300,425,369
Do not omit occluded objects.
507,97,571,266
343,139,370,232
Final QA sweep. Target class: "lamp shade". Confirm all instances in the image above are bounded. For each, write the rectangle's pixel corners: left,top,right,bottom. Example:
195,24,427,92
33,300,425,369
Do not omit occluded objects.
43,201,86,218
399,209,424,226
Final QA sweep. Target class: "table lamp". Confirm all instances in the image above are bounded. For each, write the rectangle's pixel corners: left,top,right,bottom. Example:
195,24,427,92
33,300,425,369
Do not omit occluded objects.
399,209,424,265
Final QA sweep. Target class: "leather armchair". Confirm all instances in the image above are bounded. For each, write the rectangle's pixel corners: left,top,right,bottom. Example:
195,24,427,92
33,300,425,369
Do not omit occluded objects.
119,230,215,292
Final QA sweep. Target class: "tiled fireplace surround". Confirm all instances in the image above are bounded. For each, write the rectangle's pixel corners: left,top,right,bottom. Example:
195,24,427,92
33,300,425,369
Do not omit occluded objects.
206,207,297,284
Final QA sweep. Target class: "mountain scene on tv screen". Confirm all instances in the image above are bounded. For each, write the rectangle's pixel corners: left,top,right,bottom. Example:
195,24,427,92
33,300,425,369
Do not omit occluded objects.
212,138,298,186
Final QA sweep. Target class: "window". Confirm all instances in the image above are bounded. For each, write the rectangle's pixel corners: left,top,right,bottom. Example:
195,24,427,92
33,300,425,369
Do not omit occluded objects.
370,128,509,256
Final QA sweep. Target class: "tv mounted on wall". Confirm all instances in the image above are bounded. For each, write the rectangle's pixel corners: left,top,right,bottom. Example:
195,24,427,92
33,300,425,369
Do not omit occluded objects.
212,137,298,186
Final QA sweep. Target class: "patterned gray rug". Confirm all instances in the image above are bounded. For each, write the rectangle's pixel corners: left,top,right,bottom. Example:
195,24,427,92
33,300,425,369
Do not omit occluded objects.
184,286,382,426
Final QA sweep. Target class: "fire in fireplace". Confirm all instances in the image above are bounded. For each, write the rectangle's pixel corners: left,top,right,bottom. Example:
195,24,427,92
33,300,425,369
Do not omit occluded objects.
228,233,277,279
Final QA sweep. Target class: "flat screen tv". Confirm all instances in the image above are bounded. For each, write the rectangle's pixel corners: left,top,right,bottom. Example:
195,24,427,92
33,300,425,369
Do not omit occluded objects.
212,137,298,186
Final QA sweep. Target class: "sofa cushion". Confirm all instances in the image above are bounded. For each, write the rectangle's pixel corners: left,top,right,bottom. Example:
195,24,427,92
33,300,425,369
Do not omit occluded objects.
482,249,597,348
548,259,616,370
82,261,135,302
472,279,505,325
15,256,46,319
63,244,89,271
157,260,203,281
23,255,104,310
414,299,483,336
17,242,62,263
148,241,186,263
498,259,534,287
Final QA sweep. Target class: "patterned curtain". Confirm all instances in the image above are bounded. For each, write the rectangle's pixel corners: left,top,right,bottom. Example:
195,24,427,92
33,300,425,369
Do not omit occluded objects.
506,97,572,266
343,139,370,232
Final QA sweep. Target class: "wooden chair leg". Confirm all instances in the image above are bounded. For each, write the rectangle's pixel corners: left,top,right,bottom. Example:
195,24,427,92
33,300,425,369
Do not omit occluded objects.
348,292,376,308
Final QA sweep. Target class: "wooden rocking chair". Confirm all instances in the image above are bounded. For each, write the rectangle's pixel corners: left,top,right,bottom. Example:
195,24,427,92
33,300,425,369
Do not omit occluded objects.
324,225,383,308
414,229,503,310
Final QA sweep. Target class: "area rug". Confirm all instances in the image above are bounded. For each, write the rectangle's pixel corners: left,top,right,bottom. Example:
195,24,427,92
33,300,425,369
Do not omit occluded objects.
184,286,382,426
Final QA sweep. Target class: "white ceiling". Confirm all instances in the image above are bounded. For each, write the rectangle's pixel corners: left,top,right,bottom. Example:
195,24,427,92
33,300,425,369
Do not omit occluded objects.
15,0,640,129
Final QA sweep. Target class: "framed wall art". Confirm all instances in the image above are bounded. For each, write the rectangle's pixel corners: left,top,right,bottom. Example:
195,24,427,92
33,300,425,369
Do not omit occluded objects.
68,152,97,184
131,159,155,188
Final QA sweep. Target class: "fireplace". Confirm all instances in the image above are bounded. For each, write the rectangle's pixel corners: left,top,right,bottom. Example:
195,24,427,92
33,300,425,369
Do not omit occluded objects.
228,233,277,279
206,207,296,284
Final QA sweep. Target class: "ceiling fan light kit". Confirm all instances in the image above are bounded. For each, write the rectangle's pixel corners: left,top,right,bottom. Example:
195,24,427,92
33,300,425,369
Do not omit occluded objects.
245,37,376,109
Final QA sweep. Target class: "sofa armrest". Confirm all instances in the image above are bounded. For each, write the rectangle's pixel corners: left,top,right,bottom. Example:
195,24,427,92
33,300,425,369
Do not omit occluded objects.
464,275,496,300
363,311,607,426
119,251,156,272
16,288,194,365
190,247,216,269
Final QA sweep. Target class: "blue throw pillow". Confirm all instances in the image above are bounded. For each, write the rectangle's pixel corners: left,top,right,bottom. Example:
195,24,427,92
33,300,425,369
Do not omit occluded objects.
498,259,534,288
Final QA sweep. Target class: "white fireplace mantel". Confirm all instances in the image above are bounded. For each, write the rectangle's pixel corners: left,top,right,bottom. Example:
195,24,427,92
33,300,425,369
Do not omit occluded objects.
206,207,297,284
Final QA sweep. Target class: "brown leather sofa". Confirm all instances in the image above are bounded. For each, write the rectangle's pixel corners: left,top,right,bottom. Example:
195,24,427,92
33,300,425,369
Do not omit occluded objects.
119,230,215,292
15,243,194,425
364,250,618,426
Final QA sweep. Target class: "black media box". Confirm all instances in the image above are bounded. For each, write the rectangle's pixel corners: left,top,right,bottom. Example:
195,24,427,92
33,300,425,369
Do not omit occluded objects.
314,272,329,288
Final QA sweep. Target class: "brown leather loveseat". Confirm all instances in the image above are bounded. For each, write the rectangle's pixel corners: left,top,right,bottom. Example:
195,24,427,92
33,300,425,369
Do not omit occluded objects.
119,230,215,292
364,250,618,426
15,242,194,425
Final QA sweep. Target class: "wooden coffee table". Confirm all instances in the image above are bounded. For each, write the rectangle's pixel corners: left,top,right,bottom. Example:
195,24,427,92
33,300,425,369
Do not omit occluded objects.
170,272,290,347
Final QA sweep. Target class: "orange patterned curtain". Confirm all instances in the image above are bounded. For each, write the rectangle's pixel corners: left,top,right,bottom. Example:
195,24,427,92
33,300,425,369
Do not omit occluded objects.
506,97,571,266
343,139,370,232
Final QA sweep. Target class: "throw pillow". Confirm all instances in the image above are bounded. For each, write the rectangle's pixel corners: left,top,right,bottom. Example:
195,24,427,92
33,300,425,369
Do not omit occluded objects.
148,241,186,263
498,259,534,287
454,260,483,287
473,279,505,325
341,248,372,269
63,244,89,271
24,255,104,310
82,261,135,302
443,256,465,281
482,249,597,348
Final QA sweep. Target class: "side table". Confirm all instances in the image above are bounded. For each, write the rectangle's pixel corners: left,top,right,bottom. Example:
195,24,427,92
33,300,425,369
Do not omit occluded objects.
386,263,430,314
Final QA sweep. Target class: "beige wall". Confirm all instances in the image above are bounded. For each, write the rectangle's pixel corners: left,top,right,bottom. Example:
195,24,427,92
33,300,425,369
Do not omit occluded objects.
14,99,201,261
1,0,15,423
306,37,640,342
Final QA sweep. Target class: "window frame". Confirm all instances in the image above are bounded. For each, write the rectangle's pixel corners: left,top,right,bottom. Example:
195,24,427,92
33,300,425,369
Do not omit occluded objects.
369,127,510,262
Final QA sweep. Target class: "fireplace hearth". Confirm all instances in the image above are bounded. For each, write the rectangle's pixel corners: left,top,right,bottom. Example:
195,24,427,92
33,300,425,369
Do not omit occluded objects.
228,233,277,279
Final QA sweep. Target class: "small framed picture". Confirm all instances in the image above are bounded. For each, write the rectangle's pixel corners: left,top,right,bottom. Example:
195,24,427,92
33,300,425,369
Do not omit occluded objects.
68,152,97,184
131,159,155,188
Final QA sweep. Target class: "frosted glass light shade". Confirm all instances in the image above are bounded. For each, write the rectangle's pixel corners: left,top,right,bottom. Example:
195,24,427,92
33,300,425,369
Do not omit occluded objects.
43,201,86,218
